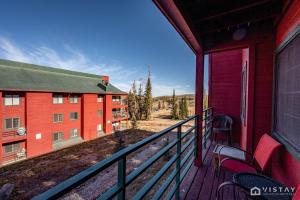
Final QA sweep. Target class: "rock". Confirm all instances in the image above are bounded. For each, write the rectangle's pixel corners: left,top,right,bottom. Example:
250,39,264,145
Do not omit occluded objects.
0,184,14,200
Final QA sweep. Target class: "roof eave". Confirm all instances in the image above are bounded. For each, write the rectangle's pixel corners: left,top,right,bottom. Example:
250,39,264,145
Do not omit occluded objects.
153,0,202,54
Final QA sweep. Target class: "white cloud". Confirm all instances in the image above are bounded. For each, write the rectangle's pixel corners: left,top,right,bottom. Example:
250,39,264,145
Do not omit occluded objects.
0,36,194,96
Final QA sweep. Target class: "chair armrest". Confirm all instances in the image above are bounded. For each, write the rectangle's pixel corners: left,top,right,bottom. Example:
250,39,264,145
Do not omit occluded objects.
216,181,250,200
217,145,252,163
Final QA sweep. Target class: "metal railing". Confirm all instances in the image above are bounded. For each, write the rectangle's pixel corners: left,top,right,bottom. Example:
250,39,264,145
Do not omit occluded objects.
33,108,215,200
202,107,213,148
2,130,26,140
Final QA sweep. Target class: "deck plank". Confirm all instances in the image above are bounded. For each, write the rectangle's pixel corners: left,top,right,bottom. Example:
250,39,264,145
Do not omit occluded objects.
185,144,214,200
184,142,237,200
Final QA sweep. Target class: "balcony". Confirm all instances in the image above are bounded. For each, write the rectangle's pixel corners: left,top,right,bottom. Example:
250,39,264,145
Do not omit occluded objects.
2,150,27,165
112,99,128,107
2,130,27,143
32,108,214,200
112,110,129,121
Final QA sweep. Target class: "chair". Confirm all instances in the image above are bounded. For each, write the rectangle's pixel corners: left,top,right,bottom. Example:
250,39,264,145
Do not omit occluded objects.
218,134,281,174
293,185,300,200
16,148,26,160
213,115,233,145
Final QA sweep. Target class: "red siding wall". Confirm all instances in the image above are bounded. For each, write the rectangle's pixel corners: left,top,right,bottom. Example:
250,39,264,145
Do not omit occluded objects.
252,37,275,149
104,95,113,133
82,94,102,140
276,0,300,46
26,92,53,157
209,49,242,143
271,0,300,187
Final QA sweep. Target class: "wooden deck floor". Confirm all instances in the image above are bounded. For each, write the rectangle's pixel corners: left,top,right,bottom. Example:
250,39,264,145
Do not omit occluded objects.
180,142,247,200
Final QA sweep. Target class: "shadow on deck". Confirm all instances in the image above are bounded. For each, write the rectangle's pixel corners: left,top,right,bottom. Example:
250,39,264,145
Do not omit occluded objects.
180,141,246,200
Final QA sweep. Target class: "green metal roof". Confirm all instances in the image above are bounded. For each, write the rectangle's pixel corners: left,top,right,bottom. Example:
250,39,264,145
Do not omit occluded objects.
0,59,127,94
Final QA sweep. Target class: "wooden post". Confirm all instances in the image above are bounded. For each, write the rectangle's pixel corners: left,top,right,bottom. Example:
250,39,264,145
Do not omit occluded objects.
195,53,204,167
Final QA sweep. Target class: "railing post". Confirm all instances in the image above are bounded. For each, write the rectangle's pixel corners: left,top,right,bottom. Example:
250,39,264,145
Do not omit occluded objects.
117,156,126,200
203,109,207,148
175,125,182,200
194,115,198,159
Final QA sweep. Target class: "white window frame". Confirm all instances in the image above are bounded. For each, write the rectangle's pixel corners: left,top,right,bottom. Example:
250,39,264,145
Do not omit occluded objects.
53,132,64,143
97,124,102,132
70,112,78,120
4,95,20,106
3,143,21,154
69,95,78,104
4,117,20,130
53,95,63,104
53,113,63,123
70,129,79,138
97,95,103,102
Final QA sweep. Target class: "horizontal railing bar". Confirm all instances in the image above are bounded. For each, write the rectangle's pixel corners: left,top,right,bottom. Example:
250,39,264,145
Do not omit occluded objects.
165,180,178,200
132,154,179,200
180,157,195,183
33,115,197,200
180,146,195,167
164,156,196,200
152,169,177,200
181,136,195,154
126,140,177,185
181,126,195,140
97,184,121,200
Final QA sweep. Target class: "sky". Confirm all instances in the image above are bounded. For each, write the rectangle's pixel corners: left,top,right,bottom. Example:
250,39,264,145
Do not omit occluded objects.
0,0,207,96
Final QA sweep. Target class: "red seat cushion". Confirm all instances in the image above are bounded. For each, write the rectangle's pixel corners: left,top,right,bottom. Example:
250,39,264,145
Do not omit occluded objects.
221,159,257,173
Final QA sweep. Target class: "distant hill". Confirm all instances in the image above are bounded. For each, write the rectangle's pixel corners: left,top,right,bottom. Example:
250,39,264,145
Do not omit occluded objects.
154,94,195,101
154,94,195,108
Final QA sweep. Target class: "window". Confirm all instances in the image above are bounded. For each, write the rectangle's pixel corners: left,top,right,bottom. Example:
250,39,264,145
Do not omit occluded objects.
98,110,103,117
4,118,20,130
53,114,63,123
69,95,78,103
70,129,79,138
3,143,20,154
97,95,103,102
274,29,300,157
4,95,20,106
53,95,63,104
112,96,121,102
97,124,102,132
53,132,64,142
70,112,78,120
240,63,247,125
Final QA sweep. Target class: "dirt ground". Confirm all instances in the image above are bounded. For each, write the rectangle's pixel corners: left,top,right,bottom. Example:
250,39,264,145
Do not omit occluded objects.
0,130,154,200
0,108,195,200
136,107,195,132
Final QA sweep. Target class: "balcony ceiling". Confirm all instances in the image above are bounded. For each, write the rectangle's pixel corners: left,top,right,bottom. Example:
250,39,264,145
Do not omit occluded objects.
174,0,284,50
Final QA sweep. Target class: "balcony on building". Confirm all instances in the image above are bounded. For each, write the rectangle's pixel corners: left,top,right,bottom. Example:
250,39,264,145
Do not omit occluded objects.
2,141,27,165
112,95,128,107
112,108,129,121
33,1,300,200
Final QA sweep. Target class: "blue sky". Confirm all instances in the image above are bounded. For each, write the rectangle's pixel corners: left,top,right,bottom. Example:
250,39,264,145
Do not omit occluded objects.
0,0,206,96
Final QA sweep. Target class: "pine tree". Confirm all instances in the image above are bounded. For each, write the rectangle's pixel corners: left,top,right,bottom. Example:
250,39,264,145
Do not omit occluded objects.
183,96,189,118
178,98,184,119
131,113,137,129
171,89,178,119
137,83,144,120
144,69,153,120
129,81,138,126
128,90,134,118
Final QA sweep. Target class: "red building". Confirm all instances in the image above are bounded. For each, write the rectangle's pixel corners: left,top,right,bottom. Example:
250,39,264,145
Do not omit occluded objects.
0,59,128,165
